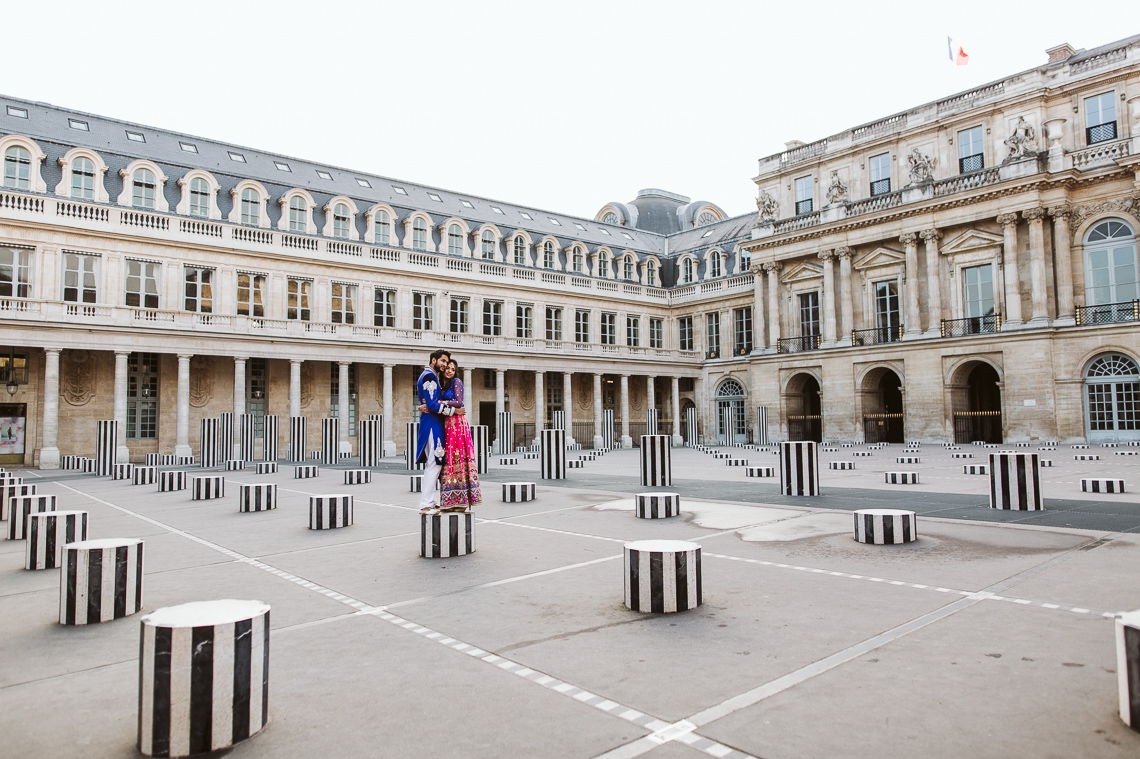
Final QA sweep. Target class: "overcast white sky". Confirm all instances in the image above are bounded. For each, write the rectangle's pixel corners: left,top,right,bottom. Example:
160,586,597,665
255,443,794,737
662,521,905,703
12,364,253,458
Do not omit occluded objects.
4,1,1135,220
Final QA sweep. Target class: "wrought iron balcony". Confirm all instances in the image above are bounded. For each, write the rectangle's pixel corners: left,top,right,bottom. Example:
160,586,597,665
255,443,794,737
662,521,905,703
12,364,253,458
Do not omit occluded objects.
777,334,821,353
958,153,984,173
869,178,891,196
941,314,1001,337
852,325,903,346
1075,300,1139,326
1086,121,1118,145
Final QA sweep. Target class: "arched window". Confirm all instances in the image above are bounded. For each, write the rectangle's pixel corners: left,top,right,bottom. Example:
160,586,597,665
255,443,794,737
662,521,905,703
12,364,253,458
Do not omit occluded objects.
332,203,351,239
709,252,722,278
543,241,554,268
623,256,634,280
572,246,583,273
412,217,427,250
682,258,694,283
448,224,463,255
1085,353,1139,439
374,210,391,245
646,261,657,287
697,211,717,226
513,237,526,266
3,146,30,190
602,212,618,225
481,230,494,259
240,188,260,225
288,196,307,232
71,157,95,199
1084,219,1138,307
188,178,210,218
716,378,745,397
132,168,157,209
598,255,609,278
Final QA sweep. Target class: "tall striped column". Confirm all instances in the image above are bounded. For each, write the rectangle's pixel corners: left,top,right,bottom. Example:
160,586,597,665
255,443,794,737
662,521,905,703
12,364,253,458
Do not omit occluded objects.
263,415,279,461
756,406,770,446
646,408,659,436
640,434,672,486
359,418,381,467
471,424,489,475
541,428,566,480
96,420,117,476
780,441,820,496
496,412,513,455
138,600,270,757
601,409,615,451
989,452,1043,510
685,407,697,447
321,418,339,466
552,410,565,432
238,413,255,462
288,416,306,463
406,421,423,471
218,413,234,466
200,418,220,468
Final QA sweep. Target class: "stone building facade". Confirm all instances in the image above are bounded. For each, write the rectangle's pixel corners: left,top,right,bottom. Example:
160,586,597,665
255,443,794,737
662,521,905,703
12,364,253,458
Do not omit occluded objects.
0,35,1138,467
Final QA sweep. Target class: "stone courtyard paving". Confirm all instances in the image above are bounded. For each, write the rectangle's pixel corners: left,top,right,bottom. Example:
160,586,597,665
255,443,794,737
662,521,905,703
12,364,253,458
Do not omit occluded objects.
3,443,1140,758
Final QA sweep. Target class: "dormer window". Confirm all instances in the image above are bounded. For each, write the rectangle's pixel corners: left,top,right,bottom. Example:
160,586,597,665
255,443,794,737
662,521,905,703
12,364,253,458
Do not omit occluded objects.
448,224,463,255
288,196,307,232
132,169,157,209
481,230,495,259
543,241,555,268
412,218,427,250
332,203,351,239
709,253,722,278
682,258,694,284
240,188,260,225
623,256,634,280
646,262,657,286
188,178,210,218
513,237,526,266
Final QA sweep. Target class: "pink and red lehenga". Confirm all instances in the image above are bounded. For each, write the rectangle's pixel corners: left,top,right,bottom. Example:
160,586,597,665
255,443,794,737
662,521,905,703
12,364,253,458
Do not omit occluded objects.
439,378,482,511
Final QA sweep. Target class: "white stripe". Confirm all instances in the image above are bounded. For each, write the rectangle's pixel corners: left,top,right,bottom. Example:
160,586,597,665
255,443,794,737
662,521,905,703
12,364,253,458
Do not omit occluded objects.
169,626,193,757
139,625,155,751
212,622,235,750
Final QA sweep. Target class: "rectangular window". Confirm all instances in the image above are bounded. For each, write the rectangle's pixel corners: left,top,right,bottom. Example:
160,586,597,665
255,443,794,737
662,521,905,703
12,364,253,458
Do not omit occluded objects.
869,153,891,196
678,316,693,352
874,279,900,337
574,310,590,343
706,313,720,357
482,301,502,336
626,315,640,347
516,304,533,339
545,373,563,419
412,293,434,331
287,278,311,321
62,252,98,304
958,126,984,173
545,306,563,342
484,368,495,389
646,263,657,286
1086,246,1139,305
189,182,210,218
126,352,158,440
794,176,813,215
0,247,32,298
329,363,358,436
1085,91,1118,144
331,283,356,324
649,317,663,349
373,288,395,327
450,298,469,333
733,307,752,354
236,273,265,317
600,312,617,345
183,266,213,313
963,265,995,317
246,357,268,437
125,260,159,309
798,292,820,336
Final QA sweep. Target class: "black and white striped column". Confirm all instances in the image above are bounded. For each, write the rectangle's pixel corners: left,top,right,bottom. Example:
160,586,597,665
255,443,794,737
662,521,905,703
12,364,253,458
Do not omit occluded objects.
344,469,371,485
8,494,57,540
1116,611,1140,732
159,471,188,492
420,511,475,558
853,509,917,544
646,408,658,436
756,406,770,446
624,540,701,613
496,412,513,455
406,422,423,471
989,453,1042,510
239,484,277,512
288,416,306,463
409,475,423,492
238,413,255,462
541,429,566,480
263,415,279,462
255,462,278,474
885,472,919,484
26,510,88,570
191,476,225,500
113,463,135,481
96,420,117,476
684,407,697,447
471,425,489,475
359,418,381,467
138,599,270,757
1082,478,1126,493
501,482,536,502
746,466,775,477
294,465,319,479
200,418,220,469
60,538,143,625
225,460,246,472
635,493,680,519
552,410,565,432
309,495,352,529
639,434,672,486
321,418,339,466
133,466,158,485
780,441,820,496
217,412,234,464
963,464,988,475
0,478,32,520
61,455,83,470
830,461,855,470
601,409,615,451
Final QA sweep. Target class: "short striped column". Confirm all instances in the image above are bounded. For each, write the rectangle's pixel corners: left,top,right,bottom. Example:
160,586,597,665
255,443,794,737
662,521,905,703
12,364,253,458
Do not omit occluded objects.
501,482,535,502
779,441,820,496
321,418,339,466
499,457,519,465
200,418,220,468
624,540,701,613
639,434,672,486
359,418,381,467
255,462,278,474
885,472,919,484
288,416,306,463
1082,478,1126,494
895,456,921,464
294,465,319,479
471,425,489,474
0,479,33,519
225,460,246,471
25,510,88,570
263,415,279,461
420,511,475,558
410,475,422,492
1116,611,1140,732
239,484,277,512
175,455,196,466
964,464,989,475
159,471,188,492
496,411,513,455
60,538,143,625
113,463,135,481
724,458,748,466
830,461,855,470
81,457,97,473
219,412,235,463
344,469,371,485
646,408,659,436
952,452,974,459
309,495,352,529
238,413,255,462
191,476,225,501
138,599,270,758
684,407,697,447
854,509,917,544
603,409,616,450
406,422,423,471
756,406,770,446
989,453,1042,510
1075,454,1101,461
61,455,83,470
8,494,58,540
635,493,680,519
133,466,158,485
541,429,566,480
96,420,117,476
746,466,774,477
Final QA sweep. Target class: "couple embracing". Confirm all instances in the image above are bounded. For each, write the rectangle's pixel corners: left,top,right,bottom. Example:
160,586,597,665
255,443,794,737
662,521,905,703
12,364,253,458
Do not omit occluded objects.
415,349,482,514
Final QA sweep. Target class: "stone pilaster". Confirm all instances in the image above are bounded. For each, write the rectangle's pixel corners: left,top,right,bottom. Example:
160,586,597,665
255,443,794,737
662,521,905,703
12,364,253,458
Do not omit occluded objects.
39,348,60,469
1049,205,1075,325
900,233,921,337
997,213,1023,326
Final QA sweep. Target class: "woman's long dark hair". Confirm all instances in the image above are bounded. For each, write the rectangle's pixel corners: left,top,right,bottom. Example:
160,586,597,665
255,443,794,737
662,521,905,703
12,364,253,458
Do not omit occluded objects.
440,360,460,392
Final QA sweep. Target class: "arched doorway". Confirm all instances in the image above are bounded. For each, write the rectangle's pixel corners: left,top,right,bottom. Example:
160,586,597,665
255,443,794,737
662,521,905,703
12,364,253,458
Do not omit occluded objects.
679,398,696,442
951,361,1002,443
715,378,747,444
861,367,904,443
1084,353,1140,443
786,373,822,442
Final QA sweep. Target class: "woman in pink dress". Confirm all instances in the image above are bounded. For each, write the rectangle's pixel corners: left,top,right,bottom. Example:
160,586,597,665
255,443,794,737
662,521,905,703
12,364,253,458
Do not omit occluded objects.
437,360,482,512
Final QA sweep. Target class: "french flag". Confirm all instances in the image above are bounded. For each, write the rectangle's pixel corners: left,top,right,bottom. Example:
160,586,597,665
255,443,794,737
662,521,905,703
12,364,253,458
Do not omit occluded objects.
948,36,969,65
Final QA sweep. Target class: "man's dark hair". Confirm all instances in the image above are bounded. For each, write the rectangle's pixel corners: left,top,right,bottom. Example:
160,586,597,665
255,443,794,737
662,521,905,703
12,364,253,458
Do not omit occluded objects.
429,348,452,363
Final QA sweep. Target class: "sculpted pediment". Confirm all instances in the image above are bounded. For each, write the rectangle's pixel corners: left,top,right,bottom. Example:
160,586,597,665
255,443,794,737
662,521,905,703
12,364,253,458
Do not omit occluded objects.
942,228,1003,255
779,261,822,283
853,246,904,271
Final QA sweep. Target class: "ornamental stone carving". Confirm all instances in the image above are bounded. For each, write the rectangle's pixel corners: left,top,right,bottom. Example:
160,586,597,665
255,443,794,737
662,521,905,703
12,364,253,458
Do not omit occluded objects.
300,362,313,408
189,355,212,408
518,376,534,411
1070,195,1140,228
1047,204,1072,220
817,249,836,261
825,170,848,205
834,246,852,259
755,190,779,223
630,382,643,410
899,232,918,245
61,350,94,406
1003,116,1039,161
576,377,591,410
761,261,782,274
920,229,942,243
996,213,1019,227
905,148,936,185
1021,207,1046,222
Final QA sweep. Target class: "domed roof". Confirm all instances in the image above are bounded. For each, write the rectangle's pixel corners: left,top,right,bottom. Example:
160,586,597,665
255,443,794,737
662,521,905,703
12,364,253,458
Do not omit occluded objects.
627,189,690,234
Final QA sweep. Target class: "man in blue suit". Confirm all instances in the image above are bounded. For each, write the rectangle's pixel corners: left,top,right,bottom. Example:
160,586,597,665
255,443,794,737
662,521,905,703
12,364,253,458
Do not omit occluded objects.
416,348,460,512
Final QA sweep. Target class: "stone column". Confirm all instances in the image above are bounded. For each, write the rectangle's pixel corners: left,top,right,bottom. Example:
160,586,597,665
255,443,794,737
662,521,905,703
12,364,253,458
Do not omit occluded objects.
114,351,129,463
495,369,505,417
39,348,61,469
383,363,396,456
819,249,837,345
764,262,781,349
1049,205,1075,325
175,354,192,458
1023,207,1049,325
837,247,854,339
921,230,943,337
671,376,682,446
619,374,631,448
337,361,351,454
901,233,921,337
534,371,544,437
233,357,247,459
751,271,766,351
289,360,302,418
593,373,604,450
646,375,656,415
562,372,575,444
997,213,1023,326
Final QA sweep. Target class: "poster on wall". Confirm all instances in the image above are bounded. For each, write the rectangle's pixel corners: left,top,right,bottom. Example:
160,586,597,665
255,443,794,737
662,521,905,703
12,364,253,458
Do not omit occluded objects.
0,414,25,455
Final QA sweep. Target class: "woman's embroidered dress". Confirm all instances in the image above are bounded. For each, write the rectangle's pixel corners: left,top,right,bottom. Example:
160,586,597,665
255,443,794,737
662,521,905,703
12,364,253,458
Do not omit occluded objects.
439,378,482,510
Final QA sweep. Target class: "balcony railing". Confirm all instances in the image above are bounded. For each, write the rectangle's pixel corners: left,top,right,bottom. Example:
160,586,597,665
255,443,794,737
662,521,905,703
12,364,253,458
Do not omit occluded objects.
852,325,903,346
958,154,984,173
777,334,821,353
1086,122,1118,145
1075,300,1140,326
941,314,1001,337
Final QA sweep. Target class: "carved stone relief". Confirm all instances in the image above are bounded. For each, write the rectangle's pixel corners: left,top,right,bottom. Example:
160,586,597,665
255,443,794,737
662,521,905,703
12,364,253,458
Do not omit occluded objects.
1071,195,1140,228
1003,116,1039,161
576,377,591,410
189,355,212,408
755,190,778,223
825,170,848,205
518,374,534,411
61,350,94,406
905,148,936,185
300,362,313,408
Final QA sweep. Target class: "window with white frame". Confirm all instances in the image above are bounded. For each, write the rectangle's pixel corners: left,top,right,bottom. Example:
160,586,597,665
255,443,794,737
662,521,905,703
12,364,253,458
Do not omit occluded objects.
287,278,311,321
127,352,158,440
481,230,495,259
709,252,722,278
963,265,994,318
958,126,984,173
517,304,533,339
572,247,583,273
598,255,609,278
621,257,632,280
62,252,98,304
412,218,428,250
733,307,752,354
799,292,820,336
450,297,469,333
189,178,210,218
513,237,526,265
697,211,717,226
794,175,813,215
3,146,30,190
869,153,891,196
331,283,356,324
448,224,463,255
240,188,260,225
682,257,694,283
329,363,358,436
483,300,502,336
183,266,213,313
71,157,95,199
626,314,640,346
1085,91,1118,145
600,312,616,345
237,273,265,317
0,247,31,298
132,168,157,209
679,316,693,351
545,306,563,341
706,312,720,356
543,241,555,268
374,210,391,245
288,196,307,232
412,292,434,330
374,288,395,327
875,279,901,336
646,261,657,286
332,204,351,239
574,310,589,343
1084,219,1138,306
649,317,663,349
125,260,159,308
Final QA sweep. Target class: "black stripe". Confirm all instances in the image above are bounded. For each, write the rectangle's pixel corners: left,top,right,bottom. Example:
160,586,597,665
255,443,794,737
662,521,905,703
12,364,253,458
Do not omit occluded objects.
189,625,214,754
1000,456,1012,509
152,625,173,757
882,516,894,545
902,515,912,543
262,612,270,728
87,547,103,623
465,513,473,554
232,619,253,742
864,513,874,543
114,545,128,619
420,513,427,555
449,514,459,556
675,551,688,611
135,543,144,614
28,514,40,568
65,548,76,625
432,515,441,556
695,549,702,606
137,618,145,751
1015,456,1028,509
649,552,664,613
1126,625,1140,728
628,549,640,610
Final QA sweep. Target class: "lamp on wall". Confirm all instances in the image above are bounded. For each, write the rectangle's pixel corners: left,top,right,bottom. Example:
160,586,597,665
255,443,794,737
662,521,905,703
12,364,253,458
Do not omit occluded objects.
5,379,16,397
251,390,264,400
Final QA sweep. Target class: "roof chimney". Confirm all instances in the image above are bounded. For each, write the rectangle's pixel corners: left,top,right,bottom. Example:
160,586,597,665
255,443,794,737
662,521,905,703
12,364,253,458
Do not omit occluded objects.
1045,43,1077,63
